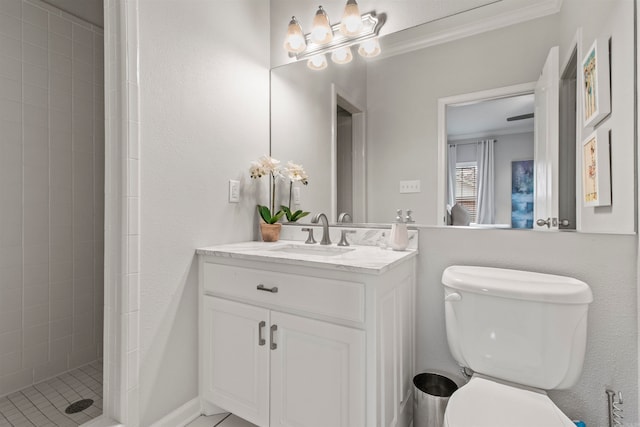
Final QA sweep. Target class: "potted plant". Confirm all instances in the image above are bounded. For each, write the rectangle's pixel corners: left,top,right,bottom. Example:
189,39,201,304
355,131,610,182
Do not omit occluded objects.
250,155,285,241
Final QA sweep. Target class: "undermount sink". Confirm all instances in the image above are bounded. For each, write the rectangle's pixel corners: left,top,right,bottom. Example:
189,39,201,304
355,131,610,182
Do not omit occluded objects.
268,244,355,257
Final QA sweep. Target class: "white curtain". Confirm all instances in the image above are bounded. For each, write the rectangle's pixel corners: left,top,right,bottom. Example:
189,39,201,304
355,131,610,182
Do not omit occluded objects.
476,139,495,224
447,144,457,208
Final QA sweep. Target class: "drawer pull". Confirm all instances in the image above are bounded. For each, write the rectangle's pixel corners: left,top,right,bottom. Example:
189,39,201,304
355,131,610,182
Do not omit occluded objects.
270,324,278,350
257,284,278,293
258,321,266,346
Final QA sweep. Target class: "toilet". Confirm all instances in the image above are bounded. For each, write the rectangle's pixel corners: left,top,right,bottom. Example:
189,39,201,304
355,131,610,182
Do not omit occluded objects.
441,265,593,427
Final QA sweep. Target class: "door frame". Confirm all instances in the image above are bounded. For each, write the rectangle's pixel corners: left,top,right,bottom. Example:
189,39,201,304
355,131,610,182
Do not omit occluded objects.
331,84,366,223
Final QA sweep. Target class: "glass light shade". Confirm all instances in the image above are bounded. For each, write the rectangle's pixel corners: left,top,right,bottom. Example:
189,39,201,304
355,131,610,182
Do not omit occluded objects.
339,0,363,36
307,54,328,70
284,16,306,53
331,47,353,64
310,6,333,45
358,38,381,58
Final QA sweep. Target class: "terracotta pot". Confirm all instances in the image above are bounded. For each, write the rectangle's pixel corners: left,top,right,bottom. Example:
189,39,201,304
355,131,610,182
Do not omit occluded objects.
260,222,282,242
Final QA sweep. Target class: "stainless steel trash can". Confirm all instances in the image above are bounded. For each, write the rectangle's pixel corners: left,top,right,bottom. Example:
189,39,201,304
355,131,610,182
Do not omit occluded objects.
413,373,458,427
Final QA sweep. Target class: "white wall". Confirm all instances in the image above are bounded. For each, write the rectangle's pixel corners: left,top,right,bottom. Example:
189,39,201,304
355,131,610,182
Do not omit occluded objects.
0,0,104,397
137,0,270,425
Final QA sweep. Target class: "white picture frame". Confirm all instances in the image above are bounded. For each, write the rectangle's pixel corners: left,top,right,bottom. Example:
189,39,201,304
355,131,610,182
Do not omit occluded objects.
581,127,611,207
581,38,611,128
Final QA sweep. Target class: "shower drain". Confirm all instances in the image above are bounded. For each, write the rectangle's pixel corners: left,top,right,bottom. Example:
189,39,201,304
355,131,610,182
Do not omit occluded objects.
65,398,94,414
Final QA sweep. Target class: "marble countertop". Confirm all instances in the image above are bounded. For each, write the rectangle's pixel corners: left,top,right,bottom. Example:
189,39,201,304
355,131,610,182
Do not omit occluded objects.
196,240,417,275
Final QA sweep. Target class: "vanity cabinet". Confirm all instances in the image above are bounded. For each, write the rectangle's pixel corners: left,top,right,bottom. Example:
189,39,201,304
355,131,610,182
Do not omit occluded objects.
198,245,416,427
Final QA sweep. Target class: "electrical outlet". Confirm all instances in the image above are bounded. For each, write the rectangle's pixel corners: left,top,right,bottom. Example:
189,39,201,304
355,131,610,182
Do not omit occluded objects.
293,187,301,205
399,180,421,194
229,180,240,203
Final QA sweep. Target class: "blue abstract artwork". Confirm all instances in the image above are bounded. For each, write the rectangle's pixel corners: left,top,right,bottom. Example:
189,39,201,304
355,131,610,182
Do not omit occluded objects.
511,160,534,229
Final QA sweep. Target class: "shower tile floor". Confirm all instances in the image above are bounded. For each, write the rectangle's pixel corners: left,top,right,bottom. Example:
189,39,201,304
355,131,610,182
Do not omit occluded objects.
0,360,102,427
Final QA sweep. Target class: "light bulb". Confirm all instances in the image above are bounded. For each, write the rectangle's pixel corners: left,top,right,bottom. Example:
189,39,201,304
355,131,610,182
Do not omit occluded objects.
340,0,363,36
284,16,306,54
307,54,328,70
310,6,333,45
358,38,381,58
331,47,353,64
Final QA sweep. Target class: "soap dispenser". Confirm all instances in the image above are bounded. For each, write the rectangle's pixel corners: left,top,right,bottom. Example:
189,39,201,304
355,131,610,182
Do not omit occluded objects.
389,209,409,251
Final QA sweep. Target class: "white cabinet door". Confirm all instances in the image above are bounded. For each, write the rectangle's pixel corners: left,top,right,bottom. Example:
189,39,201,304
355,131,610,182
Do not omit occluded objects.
202,297,270,427
269,311,366,427
378,277,414,427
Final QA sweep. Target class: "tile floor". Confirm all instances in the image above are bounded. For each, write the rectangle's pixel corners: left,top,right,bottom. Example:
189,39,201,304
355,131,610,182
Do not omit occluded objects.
0,360,102,427
186,413,257,427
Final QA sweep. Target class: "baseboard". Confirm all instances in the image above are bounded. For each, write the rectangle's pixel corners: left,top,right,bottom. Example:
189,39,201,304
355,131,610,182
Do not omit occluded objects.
149,398,201,427
80,414,124,427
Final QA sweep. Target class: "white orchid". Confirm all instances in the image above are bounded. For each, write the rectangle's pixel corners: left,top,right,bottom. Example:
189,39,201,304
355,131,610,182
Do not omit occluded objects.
250,155,282,180
283,162,309,185
250,156,310,224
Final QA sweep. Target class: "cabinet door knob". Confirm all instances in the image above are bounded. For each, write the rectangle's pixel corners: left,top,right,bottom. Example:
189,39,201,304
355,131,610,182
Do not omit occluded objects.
258,321,266,346
257,284,278,293
270,324,278,350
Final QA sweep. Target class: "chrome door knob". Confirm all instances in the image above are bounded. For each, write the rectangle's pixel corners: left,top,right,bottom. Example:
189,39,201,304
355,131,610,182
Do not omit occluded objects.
536,218,551,228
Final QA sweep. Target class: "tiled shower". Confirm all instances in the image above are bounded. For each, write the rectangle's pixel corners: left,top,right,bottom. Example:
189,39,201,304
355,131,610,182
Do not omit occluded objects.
0,0,104,412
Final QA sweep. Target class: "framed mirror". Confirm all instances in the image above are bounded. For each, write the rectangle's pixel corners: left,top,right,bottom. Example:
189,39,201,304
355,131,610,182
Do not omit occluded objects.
270,0,636,234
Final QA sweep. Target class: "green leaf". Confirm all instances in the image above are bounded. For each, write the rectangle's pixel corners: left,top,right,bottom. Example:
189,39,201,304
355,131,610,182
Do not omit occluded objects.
271,210,285,223
293,211,310,221
258,205,284,224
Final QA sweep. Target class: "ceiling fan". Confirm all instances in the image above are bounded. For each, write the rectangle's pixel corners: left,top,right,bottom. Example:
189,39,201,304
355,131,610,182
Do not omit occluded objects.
506,113,534,121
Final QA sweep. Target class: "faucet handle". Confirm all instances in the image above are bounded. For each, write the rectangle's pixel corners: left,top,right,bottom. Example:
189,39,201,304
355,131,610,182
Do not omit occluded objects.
337,229,356,247
301,227,316,244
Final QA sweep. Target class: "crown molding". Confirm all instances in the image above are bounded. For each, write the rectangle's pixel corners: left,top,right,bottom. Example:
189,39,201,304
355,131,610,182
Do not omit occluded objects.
378,0,562,60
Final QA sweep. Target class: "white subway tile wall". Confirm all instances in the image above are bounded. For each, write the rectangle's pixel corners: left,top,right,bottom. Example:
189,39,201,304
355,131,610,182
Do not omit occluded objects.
0,0,104,398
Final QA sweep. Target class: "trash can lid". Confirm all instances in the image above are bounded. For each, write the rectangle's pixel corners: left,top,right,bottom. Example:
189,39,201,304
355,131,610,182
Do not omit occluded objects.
444,377,576,427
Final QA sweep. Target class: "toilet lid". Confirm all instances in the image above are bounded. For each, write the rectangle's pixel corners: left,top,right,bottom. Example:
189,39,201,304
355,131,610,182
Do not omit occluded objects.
444,377,577,427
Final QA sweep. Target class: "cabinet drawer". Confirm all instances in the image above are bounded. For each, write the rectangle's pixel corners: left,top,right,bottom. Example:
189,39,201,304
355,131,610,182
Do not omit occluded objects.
203,262,365,323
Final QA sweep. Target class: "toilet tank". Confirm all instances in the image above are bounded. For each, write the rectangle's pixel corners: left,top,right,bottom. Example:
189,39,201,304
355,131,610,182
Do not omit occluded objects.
442,265,593,390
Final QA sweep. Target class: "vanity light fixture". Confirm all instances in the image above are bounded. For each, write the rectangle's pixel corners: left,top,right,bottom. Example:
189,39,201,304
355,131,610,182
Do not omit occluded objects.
307,54,328,70
283,0,386,69
331,46,353,64
284,16,306,54
310,6,333,44
358,37,381,58
340,0,364,36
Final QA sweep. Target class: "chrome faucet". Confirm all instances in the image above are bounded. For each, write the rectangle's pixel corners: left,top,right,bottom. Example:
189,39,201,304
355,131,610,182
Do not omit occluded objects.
311,213,331,245
337,212,355,246
338,212,352,223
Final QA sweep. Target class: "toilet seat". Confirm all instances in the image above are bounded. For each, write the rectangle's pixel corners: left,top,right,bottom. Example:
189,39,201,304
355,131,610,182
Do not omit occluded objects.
443,376,577,427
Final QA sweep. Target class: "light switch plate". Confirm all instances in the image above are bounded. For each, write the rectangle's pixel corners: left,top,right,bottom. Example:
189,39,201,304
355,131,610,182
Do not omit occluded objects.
293,187,301,205
229,180,240,203
399,180,421,193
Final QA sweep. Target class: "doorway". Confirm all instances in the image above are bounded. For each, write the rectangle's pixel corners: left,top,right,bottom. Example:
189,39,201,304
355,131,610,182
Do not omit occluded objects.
331,86,366,223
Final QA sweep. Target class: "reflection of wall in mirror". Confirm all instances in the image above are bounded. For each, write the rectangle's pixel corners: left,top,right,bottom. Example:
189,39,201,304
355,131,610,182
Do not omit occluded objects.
365,15,559,224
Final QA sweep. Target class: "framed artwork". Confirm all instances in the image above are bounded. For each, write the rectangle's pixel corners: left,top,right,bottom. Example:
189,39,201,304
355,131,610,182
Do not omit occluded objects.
511,159,534,229
582,127,611,207
581,38,611,128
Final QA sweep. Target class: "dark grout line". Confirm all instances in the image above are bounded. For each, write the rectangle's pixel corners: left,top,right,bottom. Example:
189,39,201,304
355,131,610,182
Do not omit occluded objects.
213,413,232,426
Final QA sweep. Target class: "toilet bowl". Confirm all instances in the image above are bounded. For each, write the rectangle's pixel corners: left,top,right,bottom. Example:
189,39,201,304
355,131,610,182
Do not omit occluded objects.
443,376,576,427
441,266,593,426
